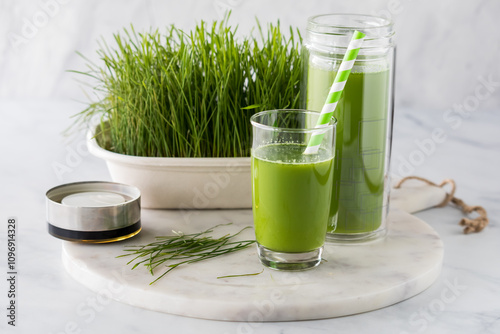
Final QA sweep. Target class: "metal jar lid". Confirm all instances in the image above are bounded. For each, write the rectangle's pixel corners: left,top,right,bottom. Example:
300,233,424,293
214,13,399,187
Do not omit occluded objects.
46,181,141,243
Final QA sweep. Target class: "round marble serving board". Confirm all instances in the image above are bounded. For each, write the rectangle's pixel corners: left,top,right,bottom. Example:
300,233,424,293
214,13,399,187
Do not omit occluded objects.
62,208,443,321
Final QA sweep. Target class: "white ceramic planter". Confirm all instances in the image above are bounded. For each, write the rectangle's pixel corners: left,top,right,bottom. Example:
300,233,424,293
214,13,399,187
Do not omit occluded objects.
87,126,251,209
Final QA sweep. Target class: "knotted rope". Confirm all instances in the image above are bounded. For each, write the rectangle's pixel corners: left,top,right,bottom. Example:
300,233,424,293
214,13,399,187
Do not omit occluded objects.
394,176,489,234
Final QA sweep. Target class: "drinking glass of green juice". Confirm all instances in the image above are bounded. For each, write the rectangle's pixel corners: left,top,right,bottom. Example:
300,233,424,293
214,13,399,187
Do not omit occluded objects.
302,14,395,242
251,109,336,270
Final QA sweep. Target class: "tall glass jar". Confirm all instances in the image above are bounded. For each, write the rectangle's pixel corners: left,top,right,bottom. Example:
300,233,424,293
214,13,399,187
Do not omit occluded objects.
301,14,395,242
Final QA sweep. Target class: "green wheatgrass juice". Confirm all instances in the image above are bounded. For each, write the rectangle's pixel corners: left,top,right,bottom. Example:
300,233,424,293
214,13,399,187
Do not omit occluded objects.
306,64,390,233
252,143,334,252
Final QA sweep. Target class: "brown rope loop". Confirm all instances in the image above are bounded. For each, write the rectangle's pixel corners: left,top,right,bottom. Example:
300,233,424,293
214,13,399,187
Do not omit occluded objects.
394,176,456,207
395,176,488,234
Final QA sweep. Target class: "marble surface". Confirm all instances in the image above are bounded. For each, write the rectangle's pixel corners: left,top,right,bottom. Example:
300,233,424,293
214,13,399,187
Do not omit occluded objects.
390,177,448,214
62,208,443,321
0,100,499,333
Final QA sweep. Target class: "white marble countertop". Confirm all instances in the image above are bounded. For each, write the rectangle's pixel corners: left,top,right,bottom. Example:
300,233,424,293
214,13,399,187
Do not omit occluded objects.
0,99,499,333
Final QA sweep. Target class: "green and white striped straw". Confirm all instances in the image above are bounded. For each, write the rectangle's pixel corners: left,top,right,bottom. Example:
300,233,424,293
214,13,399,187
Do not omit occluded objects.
304,30,366,155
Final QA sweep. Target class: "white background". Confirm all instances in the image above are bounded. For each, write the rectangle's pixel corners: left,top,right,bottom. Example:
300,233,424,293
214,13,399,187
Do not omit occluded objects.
1,0,499,110
1,2,499,334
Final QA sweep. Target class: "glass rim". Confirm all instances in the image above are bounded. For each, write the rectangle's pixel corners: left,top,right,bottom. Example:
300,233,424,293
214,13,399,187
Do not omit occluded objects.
250,109,337,133
308,13,393,31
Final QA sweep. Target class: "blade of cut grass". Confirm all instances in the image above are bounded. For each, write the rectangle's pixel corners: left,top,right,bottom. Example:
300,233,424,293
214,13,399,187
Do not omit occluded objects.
118,223,256,285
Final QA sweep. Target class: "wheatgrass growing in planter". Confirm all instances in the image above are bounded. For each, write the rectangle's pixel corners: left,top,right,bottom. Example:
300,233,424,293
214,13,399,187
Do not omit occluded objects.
75,18,302,158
